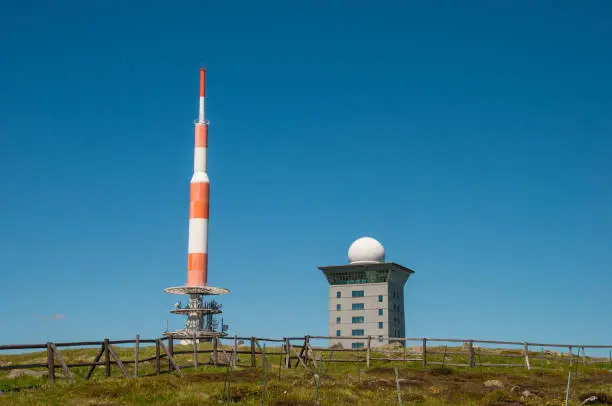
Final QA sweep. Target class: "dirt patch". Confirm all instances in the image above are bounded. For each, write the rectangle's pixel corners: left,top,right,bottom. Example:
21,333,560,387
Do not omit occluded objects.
366,367,396,375
182,369,260,383
428,367,453,376
357,378,395,390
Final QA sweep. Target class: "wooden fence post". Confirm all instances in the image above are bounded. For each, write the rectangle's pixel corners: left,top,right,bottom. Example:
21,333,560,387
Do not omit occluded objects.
278,342,283,380
303,336,310,366
366,336,371,368
155,339,161,375
306,335,314,367
232,335,238,368
193,332,199,369
285,338,291,369
134,334,140,377
581,346,586,366
523,342,531,370
213,334,218,367
104,338,111,377
46,342,55,385
468,340,475,368
422,338,427,368
107,343,130,378
51,343,74,382
158,340,183,377
85,344,105,381
168,336,174,372
250,337,256,367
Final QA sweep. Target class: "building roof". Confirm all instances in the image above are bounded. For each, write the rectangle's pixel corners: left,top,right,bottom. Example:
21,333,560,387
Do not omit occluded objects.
318,261,415,275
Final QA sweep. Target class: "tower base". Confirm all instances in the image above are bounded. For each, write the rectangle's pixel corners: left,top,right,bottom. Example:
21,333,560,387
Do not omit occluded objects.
164,285,230,338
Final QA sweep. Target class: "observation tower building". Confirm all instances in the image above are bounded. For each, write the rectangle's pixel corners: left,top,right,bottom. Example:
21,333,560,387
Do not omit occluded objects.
318,237,414,349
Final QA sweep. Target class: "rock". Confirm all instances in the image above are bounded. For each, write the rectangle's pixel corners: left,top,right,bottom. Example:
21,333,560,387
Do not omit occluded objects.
8,369,48,378
521,390,535,399
510,386,536,399
579,392,612,404
484,379,504,388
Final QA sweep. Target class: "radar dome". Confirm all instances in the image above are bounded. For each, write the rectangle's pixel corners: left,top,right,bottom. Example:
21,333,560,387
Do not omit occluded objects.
348,237,385,264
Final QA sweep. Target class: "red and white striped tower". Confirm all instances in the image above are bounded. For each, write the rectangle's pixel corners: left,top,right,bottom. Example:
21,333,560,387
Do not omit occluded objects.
165,68,229,340
188,68,210,288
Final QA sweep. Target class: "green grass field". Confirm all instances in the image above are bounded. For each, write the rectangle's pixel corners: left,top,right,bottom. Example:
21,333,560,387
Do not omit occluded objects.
1,342,610,405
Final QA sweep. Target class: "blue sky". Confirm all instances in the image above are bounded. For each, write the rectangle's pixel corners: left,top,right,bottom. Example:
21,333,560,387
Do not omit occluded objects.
0,1,610,348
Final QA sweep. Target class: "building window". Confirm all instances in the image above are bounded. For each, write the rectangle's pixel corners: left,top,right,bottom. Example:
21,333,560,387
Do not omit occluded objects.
352,342,364,349
378,322,383,329
351,329,364,336
336,291,341,298
352,316,364,324
336,330,341,337
336,317,341,324
378,335,383,343
378,309,383,316
351,290,364,298
352,303,364,310
336,304,341,311
378,295,383,302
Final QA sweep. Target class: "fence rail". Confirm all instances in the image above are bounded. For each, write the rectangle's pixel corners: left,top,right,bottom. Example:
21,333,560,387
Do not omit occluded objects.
1,334,611,385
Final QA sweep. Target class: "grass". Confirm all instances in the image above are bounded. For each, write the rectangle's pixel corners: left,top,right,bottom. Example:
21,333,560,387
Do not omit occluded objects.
0,343,611,405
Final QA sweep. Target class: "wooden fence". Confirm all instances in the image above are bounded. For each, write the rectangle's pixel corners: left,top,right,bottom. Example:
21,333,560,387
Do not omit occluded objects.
1,335,611,385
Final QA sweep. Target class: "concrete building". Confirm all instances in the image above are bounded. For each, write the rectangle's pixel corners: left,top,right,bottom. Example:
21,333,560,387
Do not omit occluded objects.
318,237,414,349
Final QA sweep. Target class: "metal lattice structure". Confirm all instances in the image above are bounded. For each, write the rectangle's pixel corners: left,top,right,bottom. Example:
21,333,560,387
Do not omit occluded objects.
164,286,229,340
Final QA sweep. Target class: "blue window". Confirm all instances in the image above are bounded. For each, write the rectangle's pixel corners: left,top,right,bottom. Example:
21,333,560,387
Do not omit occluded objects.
351,329,365,336
351,290,364,298
378,322,384,329
336,304,341,311
336,291,341,298
336,330,341,337
378,309,383,316
352,303,365,310
336,317,341,324
378,295,383,302
352,316,364,324
352,342,364,349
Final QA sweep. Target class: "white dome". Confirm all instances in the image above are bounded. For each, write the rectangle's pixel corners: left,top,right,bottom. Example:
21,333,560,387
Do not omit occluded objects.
348,237,385,264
